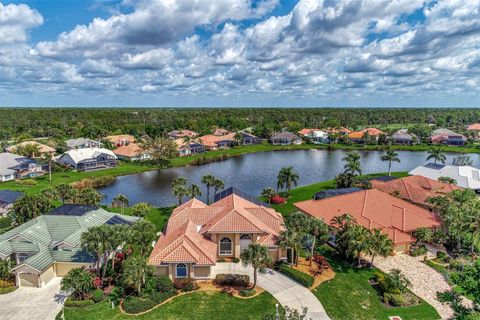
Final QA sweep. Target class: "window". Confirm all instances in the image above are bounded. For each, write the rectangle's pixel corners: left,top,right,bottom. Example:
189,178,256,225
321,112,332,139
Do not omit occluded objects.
18,253,29,263
240,234,252,240
176,263,187,278
219,237,232,255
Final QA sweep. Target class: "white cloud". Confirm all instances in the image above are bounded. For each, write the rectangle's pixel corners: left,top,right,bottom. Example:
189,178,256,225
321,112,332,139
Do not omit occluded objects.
0,2,43,44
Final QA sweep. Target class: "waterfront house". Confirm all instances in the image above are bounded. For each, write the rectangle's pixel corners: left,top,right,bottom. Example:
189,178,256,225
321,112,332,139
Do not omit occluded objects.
198,132,236,150
348,128,384,143
113,143,151,161
168,130,199,140
66,138,103,150
0,209,139,288
371,175,461,209
213,128,230,136
298,128,320,136
467,124,480,139
299,129,329,144
392,129,417,145
105,134,135,147
148,187,286,280
409,163,480,190
6,141,56,158
325,127,351,135
57,148,117,171
269,132,302,145
0,190,23,217
0,152,44,182
238,131,262,145
294,189,440,254
430,129,466,146
175,139,206,157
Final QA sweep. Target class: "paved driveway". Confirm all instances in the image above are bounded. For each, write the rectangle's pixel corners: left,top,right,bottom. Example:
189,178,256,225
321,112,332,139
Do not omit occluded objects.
212,263,330,320
0,277,68,320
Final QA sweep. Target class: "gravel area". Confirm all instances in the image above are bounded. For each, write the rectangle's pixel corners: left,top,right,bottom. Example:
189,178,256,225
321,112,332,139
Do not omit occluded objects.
374,254,452,319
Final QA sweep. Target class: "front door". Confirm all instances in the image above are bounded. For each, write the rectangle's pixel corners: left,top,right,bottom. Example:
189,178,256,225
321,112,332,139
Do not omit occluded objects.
240,234,252,252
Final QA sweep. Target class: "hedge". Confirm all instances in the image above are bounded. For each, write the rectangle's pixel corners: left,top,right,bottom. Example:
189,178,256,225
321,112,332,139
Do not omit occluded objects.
0,286,16,294
123,291,177,314
278,264,314,287
215,274,250,287
64,298,95,308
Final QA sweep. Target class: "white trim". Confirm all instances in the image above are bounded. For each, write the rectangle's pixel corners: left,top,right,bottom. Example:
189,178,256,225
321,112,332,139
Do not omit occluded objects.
218,237,233,255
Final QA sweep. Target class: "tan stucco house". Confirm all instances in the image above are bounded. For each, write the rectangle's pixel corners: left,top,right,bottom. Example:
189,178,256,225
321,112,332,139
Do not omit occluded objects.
148,188,287,280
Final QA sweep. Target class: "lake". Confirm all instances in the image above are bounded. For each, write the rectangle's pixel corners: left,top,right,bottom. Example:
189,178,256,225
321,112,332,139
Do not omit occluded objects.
98,149,480,207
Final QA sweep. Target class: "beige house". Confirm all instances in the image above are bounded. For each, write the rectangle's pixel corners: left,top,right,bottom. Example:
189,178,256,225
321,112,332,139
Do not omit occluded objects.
6,141,56,158
149,188,287,281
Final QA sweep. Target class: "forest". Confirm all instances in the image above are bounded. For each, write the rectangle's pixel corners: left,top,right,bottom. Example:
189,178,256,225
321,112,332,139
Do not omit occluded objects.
1,107,480,142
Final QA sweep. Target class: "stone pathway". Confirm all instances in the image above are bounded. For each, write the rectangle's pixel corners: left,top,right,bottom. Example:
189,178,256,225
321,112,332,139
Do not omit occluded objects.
374,254,452,319
212,263,330,320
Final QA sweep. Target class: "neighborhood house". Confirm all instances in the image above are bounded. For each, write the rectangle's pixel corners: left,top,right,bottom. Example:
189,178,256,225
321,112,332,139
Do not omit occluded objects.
167,130,199,140
0,190,23,217
175,139,206,157
409,163,480,190
6,141,56,158
269,132,302,145
430,129,466,146
0,209,139,288
57,148,117,171
113,143,151,161
148,188,286,280
294,189,440,254
106,134,135,147
0,152,44,182
66,138,103,150
392,129,417,145
348,128,384,143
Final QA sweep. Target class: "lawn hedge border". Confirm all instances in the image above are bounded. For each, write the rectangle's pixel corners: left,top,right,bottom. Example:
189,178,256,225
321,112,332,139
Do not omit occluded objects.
278,264,314,287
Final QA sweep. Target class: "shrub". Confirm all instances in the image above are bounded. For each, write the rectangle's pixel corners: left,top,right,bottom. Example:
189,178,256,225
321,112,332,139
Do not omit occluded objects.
215,274,250,287
270,195,286,204
278,264,314,287
92,289,104,303
16,179,37,186
64,298,95,308
0,287,16,294
122,296,155,314
144,276,174,294
217,258,226,263
436,251,450,263
239,288,256,297
410,245,427,257
378,269,411,295
148,291,176,304
232,257,240,263
173,278,198,292
0,279,14,288
383,292,405,307
0,217,12,229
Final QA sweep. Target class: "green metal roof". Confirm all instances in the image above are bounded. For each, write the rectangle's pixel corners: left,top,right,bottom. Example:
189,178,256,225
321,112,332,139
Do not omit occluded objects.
1,209,139,272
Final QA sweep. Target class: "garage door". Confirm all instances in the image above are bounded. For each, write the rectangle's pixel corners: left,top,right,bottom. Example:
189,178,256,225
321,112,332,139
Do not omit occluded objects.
19,273,39,287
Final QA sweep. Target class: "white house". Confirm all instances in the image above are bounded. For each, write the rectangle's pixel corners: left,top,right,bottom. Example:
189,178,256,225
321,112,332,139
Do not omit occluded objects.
0,153,43,182
409,163,480,190
57,148,117,171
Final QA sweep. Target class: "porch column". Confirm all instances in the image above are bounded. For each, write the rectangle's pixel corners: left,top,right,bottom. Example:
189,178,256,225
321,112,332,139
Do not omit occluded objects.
189,264,194,279
234,234,240,258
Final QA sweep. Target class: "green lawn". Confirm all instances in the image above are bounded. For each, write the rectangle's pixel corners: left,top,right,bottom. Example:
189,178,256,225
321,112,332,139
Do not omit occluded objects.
62,291,278,320
105,206,172,232
314,247,440,320
270,171,409,217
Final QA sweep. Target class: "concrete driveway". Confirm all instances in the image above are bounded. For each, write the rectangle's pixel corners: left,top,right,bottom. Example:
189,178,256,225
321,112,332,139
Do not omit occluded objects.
0,277,68,320
212,263,330,320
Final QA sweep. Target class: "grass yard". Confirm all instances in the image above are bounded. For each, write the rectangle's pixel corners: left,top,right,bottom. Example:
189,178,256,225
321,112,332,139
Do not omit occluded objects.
62,291,278,320
314,247,440,320
270,171,409,216
105,206,172,232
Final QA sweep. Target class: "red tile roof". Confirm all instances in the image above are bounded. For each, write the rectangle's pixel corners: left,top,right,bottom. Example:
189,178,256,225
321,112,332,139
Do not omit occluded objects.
372,175,461,207
348,128,384,139
198,132,236,148
467,123,480,131
298,128,320,136
294,189,440,245
113,143,146,158
325,127,351,134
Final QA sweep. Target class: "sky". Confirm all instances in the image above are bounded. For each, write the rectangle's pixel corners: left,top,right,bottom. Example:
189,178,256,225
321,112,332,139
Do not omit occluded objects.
0,0,479,108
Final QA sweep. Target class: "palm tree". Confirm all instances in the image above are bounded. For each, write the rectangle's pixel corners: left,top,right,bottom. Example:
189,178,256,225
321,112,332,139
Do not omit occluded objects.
469,220,480,253
367,229,393,267
81,226,108,277
234,132,244,145
112,194,129,214
60,267,93,300
172,177,188,205
201,174,215,204
261,188,276,205
241,244,272,289
126,220,157,257
188,184,202,199
438,176,457,184
0,258,13,279
130,202,151,218
77,188,103,206
427,147,446,164
121,255,153,295
342,151,362,175
213,178,225,197
56,183,75,204
307,218,329,266
277,167,299,193
279,229,303,267
380,150,400,176
345,225,371,268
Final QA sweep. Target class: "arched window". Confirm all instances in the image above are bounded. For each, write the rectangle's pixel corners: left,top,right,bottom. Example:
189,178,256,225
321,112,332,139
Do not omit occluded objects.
219,237,232,255
176,263,187,278
240,234,252,240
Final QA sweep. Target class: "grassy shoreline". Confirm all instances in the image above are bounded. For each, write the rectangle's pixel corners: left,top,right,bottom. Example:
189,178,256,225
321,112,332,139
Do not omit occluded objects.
0,140,474,195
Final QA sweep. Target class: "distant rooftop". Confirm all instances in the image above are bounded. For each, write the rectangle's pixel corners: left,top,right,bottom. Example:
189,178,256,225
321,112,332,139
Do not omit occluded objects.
214,187,270,207
313,187,362,200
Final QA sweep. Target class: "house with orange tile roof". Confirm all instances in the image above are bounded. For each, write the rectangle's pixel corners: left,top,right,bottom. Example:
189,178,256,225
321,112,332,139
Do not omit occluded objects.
149,187,286,280
298,128,320,136
467,123,480,131
294,189,441,254
6,141,56,158
213,128,230,136
430,128,466,146
167,130,199,140
105,134,135,147
174,138,205,157
197,131,261,150
113,143,151,161
348,128,384,143
325,127,351,135
371,175,461,209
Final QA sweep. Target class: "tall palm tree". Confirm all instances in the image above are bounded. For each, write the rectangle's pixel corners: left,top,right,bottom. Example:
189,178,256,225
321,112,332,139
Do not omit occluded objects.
112,194,129,214
241,244,272,288
188,184,202,199
345,225,371,268
279,229,303,266
77,188,103,206
261,187,276,205
307,218,329,266
342,151,362,175
127,220,157,257
201,174,215,204
427,147,446,164
367,229,393,267
277,167,299,193
81,226,108,277
56,183,75,204
172,177,188,205
60,268,93,300
213,178,225,198
121,255,153,295
380,150,401,176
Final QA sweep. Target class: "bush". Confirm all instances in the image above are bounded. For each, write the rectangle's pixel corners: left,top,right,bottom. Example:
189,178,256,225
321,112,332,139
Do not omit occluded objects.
383,292,405,307
232,257,240,263
278,264,314,287
92,289,104,303
0,279,14,288
215,274,250,287
217,258,226,263
270,195,286,204
410,245,428,257
148,291,176,304
0,287,16,294
0,217,12,229
144,276,174,294
122,296,155,314
16,179,37,186
239,288,256,297
173,278,199,292
64,298,95,308
436,251,450,263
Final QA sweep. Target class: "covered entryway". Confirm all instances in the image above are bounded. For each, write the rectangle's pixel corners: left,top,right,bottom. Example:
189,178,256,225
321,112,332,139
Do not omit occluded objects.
240,234,252,252
18,273,39,288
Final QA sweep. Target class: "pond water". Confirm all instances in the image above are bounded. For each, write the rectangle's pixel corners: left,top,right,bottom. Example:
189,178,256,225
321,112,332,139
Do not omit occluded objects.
98,149,480,207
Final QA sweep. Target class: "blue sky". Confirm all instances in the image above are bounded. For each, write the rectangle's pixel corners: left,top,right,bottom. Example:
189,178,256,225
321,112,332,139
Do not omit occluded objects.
0,0,479,107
